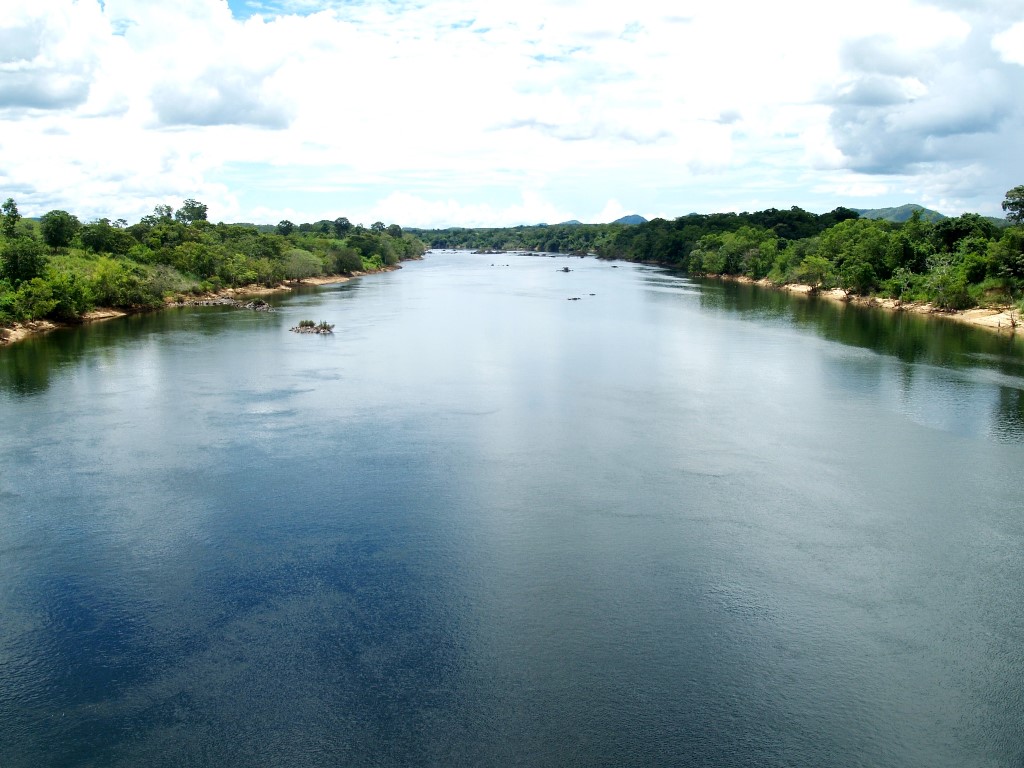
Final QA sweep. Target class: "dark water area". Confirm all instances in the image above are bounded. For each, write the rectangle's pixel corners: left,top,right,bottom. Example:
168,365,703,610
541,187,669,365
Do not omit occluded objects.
1,251,1023,767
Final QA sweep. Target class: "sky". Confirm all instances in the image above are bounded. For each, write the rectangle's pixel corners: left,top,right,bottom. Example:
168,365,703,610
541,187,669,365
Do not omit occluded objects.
1,0,1023,228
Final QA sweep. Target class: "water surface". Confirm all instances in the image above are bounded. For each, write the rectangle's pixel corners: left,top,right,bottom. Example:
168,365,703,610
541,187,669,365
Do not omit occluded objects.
1,252,1022,766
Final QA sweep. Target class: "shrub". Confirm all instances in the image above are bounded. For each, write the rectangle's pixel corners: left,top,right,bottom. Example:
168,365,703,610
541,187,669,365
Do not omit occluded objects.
14,278,57,320
89,257,160,308
172,242,220,278
251,257,284,286
79,219,134,255
331,246,363,275
283,248,322,279
219,254,258,286
928,263,973,310
0,279,16,324
360,254,383,272
794,254,835,288
46,269,93,320
1,236,46,284
144,264,195,299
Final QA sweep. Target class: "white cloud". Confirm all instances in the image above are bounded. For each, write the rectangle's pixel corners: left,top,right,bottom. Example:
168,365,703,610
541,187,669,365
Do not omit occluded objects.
0,0,109,110
364,190,575,228
1,0,1022,224
592,199,629,225
993,22,1024,65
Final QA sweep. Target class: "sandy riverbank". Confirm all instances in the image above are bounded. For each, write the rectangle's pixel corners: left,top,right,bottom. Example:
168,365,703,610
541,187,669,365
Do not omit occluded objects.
163,276,350,306
0,308,130,346
724,275,1021,334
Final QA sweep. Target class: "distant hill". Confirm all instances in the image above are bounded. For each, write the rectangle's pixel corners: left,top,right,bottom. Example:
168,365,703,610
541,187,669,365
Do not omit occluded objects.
854,204,945,223
546,215,645,226
853,204,1010,228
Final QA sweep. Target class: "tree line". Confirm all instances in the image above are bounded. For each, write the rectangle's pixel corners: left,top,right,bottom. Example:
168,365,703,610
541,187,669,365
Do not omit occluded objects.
0,199,426,326
5,188,1023,328
410,187,1024,311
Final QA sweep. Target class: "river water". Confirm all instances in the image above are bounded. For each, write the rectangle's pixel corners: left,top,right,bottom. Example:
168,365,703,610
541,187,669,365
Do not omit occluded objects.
1,251,1022,767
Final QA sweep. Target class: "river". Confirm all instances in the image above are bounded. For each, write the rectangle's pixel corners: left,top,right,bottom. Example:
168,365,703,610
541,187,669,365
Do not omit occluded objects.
1,251,1022,767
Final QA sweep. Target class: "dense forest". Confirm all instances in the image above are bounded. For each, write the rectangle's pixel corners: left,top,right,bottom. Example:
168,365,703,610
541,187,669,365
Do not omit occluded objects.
0,199,426,326
410,186,1024,312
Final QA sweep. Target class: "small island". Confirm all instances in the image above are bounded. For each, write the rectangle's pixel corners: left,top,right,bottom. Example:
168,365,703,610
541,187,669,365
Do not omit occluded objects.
290,320,334,334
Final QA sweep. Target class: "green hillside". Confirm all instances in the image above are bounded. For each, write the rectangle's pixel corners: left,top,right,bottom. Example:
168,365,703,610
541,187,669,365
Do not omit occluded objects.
854,204,946,223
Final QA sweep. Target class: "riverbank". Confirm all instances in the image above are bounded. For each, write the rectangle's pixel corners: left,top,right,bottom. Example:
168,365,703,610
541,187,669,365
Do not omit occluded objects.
723,275,1021,334
165,274,352,307
0,268,395,347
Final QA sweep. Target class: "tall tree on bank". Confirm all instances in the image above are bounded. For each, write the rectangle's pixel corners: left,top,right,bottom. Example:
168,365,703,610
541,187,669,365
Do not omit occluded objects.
333,217,352,237
40,210,81,249
174,199,208,225
1003,185,1024,225
1,198,21,239
1,236,45,284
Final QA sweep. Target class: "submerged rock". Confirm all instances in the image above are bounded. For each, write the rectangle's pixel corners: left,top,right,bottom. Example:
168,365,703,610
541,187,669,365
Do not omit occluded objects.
241,299,274,312
173,297,275,311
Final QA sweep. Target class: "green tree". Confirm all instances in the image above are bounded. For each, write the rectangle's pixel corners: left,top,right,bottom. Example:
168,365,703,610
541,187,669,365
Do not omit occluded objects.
1,236,46,284
1002,185,1024,225
795,254,834,288
689,234,726,274
333,217,352,237
817,218,900,291
141,205,175,226
39,210,81,249
277,219,295,236
931,213,996,253
1,198,21,239
174,199,208,225
887,267,916,301
45,268,92,320
80,219,134,255
379,237,400,266
370,221,386,232
172,242,220,277
219,253,258,286
283,248,321,279
892,212,933,274
90,257,155,307
331,245,363,275
989,227,1024,281
0,278,16,324
14,277,57,320
841,257,878,294
769,236,819,283
347,229,380,260
927,256,972,309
